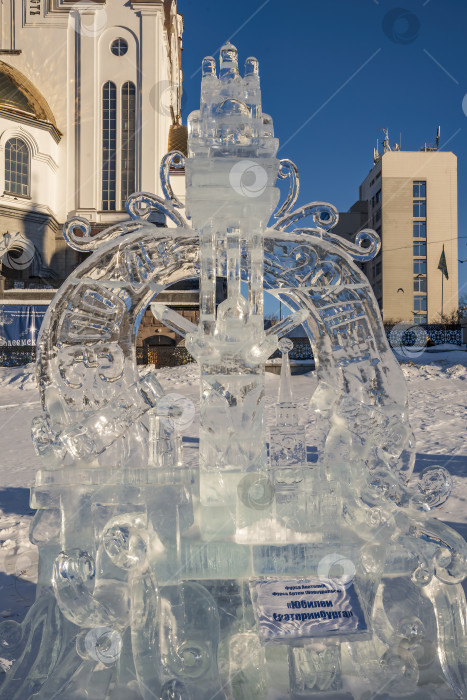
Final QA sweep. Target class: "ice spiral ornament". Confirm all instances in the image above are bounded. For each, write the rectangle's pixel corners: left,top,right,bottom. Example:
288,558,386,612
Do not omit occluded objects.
2,42,467,700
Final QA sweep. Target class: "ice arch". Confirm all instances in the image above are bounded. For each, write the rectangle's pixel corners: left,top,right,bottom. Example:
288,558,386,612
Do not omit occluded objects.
36,221,412,480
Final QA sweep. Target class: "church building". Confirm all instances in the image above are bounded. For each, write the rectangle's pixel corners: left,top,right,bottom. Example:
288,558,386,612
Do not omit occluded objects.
0,0,193,361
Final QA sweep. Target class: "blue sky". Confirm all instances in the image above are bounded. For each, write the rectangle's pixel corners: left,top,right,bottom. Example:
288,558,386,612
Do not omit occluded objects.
179,0,467,308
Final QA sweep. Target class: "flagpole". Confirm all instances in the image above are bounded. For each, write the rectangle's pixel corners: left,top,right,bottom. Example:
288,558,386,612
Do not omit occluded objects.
441,268,444,319
438,244,448,321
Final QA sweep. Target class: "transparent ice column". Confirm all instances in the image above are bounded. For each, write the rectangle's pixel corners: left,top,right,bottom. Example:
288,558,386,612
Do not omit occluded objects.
185,43,280,539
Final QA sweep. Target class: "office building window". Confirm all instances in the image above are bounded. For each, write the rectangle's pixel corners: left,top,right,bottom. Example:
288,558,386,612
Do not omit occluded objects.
121,81,136,208
102,81,117,211
372,188,382,207
413,221,426,238
413,242,427,257
4,138,30,196
413,182,428,310
413,313,427,324
414,277,427,292
413,181,426,198
414,296,427,312
413,200,426,217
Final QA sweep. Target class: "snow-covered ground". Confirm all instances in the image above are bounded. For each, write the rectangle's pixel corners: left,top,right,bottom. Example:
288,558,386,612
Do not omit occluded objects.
0,349,466,695
399,349,467,541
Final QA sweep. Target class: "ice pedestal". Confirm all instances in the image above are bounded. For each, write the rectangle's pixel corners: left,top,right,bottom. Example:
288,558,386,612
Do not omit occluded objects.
1,42,467,700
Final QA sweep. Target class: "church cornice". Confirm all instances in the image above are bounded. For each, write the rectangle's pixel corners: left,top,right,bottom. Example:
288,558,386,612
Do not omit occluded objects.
47,0,105,12
48,0,168,10
0,107,62,144
0,202,60,231
130,1,165,13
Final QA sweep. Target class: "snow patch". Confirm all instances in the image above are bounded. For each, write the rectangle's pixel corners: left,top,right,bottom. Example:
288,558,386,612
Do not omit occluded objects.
0,363,36,391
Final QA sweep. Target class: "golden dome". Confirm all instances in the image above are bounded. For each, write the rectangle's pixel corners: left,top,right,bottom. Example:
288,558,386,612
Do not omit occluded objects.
0,61,58,128
168,123,188,156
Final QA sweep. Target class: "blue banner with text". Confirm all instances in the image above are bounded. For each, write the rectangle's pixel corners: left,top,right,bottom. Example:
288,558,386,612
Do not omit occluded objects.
0,305,48,347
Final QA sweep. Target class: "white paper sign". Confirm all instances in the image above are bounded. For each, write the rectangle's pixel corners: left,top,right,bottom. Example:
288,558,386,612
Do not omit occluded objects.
251,576,369,644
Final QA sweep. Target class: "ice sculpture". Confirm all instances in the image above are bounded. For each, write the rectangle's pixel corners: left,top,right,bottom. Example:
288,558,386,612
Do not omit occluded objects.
1,42,467,700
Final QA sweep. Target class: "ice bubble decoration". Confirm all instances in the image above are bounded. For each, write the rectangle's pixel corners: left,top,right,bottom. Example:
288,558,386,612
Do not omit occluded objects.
2,43,467,700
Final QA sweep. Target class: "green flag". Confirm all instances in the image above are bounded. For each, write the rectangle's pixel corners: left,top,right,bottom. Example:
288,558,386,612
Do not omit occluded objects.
438,245,449,280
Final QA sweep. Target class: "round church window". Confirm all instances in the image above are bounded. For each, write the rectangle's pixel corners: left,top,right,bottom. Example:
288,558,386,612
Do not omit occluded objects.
110,38,128,56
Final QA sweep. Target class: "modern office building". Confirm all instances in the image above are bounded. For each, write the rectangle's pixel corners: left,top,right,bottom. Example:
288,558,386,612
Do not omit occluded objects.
336,136,458,324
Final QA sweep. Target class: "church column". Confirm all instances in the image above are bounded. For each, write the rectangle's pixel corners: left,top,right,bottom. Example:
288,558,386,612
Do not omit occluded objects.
0,0,14,51
66,18,78,215
132,2,165,197
74,8,99,216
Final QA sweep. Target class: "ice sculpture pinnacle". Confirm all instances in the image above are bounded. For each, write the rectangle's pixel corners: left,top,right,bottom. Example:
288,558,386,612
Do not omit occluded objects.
276,336,301,427
269,337,306,468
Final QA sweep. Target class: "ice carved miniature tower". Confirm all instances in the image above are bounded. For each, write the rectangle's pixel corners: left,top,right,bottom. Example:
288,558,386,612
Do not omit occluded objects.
185,44,280,529
269,337,306,468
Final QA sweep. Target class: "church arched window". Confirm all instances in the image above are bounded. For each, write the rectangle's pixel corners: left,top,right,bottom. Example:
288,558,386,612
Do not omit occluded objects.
5,138,30,197
121,81,136,208
102,81,117,211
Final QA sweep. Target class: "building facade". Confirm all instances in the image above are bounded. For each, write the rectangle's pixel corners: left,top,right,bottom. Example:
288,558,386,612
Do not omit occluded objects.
336,146,458,324
0,1,194,362
0,0,184,289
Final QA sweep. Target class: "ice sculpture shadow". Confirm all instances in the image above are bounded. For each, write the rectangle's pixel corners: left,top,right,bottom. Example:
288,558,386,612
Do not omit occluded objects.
0,573,36,618
414,452,467,478
0,488,34,516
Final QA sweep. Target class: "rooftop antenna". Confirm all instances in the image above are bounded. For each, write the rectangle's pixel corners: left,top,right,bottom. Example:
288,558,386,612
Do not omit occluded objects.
373,138,380,164
381,127,391,153
436,125,441,150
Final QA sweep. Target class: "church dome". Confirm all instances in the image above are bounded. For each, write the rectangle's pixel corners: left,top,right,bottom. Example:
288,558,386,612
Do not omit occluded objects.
168,122,188,156
0,61,58,128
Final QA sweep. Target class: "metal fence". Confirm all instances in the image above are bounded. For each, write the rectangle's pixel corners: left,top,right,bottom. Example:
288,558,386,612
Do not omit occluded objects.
0,345,196,368
1,325,461,369
0,347,36,367
269,338,313,361
138,338,315,367
136,345,195,367
385,324,462,348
